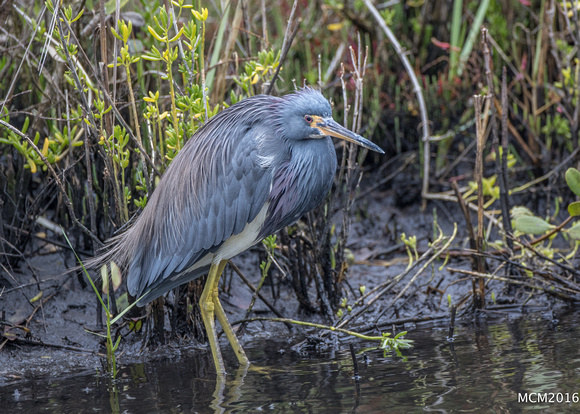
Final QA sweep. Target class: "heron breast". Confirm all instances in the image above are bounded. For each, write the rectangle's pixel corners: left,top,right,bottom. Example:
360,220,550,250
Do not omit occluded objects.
214,202,270,262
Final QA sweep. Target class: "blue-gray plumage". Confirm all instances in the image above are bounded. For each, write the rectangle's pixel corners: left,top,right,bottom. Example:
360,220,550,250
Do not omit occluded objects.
98,87,384,374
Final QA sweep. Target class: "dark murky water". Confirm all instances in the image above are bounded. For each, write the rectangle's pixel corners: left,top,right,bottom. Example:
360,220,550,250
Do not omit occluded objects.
2,311,580,413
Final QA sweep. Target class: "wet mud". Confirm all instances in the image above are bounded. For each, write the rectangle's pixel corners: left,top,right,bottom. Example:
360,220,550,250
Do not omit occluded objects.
0,189,565,386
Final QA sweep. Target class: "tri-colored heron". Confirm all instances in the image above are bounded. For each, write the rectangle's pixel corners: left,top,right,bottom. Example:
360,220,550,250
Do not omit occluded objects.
102,87,384,374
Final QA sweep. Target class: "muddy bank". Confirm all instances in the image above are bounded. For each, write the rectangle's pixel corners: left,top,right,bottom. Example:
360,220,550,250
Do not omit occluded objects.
0,190,571,385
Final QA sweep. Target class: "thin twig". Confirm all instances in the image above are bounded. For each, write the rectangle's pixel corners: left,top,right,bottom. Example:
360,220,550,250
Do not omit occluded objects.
483,28,512,256
473,94,486,308
6,337,104,355
447,267,578,300
500,66,514,252
354,313,448,333
480,250,580,288
232,317,390,343
448,305,457,340
261,0,268,50
451,180,477,271
266,0,300,95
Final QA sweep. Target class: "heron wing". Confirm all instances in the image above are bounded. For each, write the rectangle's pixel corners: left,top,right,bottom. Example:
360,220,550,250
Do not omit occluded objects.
125,107,277,302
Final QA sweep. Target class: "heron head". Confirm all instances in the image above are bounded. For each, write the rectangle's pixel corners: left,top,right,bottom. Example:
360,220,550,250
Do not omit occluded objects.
277,88,384,154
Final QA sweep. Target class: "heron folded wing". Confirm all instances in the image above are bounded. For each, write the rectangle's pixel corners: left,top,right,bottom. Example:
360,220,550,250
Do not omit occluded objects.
126,119,277,302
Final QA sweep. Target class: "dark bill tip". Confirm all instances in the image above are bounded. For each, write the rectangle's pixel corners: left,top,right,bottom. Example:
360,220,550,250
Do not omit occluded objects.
318,119,385,154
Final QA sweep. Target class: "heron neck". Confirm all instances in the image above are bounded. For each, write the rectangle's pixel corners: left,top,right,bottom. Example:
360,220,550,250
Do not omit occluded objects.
260,137,337,238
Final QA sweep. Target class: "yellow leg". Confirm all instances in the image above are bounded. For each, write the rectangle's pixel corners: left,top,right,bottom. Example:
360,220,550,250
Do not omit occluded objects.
199,261,226,375
212,261,249,366
199,260,250,374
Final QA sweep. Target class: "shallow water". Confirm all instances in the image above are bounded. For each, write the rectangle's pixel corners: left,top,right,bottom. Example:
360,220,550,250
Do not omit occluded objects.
2,311,580,413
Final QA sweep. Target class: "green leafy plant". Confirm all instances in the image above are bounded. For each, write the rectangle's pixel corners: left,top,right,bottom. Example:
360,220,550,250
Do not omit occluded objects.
511,168,580,265
63,233,138,379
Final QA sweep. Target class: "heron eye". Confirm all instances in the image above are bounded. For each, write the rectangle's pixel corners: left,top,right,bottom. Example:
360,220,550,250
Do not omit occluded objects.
304,115,313,124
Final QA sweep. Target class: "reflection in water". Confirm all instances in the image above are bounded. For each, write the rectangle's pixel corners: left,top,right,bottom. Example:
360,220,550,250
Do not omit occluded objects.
211,365,249,413
2,311,580,412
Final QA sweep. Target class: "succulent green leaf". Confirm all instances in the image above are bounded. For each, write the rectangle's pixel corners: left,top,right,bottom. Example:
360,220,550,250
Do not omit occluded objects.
148,26,165,42
568,201,580,217
567,222,580,240
101,264,109,294
510,206,534,219
565,168,580,197
514,216,555,235
110,261,122,291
